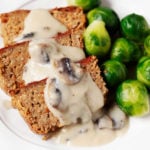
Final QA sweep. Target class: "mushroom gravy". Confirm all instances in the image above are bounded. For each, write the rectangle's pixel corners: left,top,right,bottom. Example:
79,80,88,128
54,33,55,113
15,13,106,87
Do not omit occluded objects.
44,72,104,126
23,38,85,84
15,9,67,42
22,37,128,146
19,8,128,147
52,118,128,147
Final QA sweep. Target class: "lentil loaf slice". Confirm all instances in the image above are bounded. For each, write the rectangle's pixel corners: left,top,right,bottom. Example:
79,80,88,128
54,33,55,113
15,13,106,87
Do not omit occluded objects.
0,28,84,96
0,6,86,46
11,56,108,135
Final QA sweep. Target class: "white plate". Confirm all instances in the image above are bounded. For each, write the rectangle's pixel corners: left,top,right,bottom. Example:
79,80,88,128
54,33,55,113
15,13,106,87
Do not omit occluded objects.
0,0,150,150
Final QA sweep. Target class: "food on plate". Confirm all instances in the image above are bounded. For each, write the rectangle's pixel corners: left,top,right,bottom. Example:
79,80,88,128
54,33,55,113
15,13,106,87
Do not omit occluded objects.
0,29,85,95
1,5,128,147
11,56,108,135
67,0,101,11
121,13,149,42
110,37,142,63
0,0,150,147
101,59,127,87
0,5,86,95
87,7,120,35
0,6,86,46
116,80,149,116
144,35,150,56
84,20,111,57
137,56,150,88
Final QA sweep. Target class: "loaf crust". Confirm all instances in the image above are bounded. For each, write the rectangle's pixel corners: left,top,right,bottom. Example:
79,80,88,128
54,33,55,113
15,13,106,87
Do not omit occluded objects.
0,41,30,95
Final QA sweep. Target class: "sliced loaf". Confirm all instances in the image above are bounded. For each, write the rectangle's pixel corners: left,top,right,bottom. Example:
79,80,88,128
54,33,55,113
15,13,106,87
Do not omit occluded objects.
12,56,108,134
0,6,86,46
0,29,84,95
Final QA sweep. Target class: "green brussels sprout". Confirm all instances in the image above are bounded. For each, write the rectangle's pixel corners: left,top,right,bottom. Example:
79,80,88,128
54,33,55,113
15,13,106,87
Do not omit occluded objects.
116,80,150,116
101,59,127,87
87,7,120,35
84,20,111,57
67,0,101,11
144,35,150,56
121,13,149,42
137,56,150,88
110,37,142,63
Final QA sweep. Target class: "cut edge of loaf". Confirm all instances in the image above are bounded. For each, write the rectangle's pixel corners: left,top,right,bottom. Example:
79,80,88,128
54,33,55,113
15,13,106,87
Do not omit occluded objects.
55,28,85,49
0,41,30,95
80,56,108,97
12,79,62,135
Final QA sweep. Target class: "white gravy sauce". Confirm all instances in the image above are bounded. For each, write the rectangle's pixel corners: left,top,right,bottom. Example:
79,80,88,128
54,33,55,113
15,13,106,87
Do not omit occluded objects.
19,9,128,146
50,104,129,147
44,72,104,126
22,37,128,146
23,38,85,84
52,121,128,147
15,9,67,42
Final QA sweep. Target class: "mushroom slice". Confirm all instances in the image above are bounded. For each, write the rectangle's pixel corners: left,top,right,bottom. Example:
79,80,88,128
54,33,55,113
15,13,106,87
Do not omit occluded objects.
108,104,127,129
98,115,113,129
54,57,84,85
45,77,71,112
45,78,62,108
40,44,51,63
37,42,59,64
29,39,60,64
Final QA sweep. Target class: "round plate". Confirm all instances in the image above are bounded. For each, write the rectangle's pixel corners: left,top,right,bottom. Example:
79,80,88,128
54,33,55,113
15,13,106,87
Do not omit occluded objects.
0,0,150,150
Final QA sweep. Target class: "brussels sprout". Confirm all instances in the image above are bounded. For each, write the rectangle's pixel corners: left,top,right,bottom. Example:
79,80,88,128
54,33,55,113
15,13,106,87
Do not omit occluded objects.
84,20,111,57
87,7,120,35
137,56,150,88
67,0,101,11
110,37,142,63
101,59,127,87
144,35,150,56
121,13,149,42
116,80,150,116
